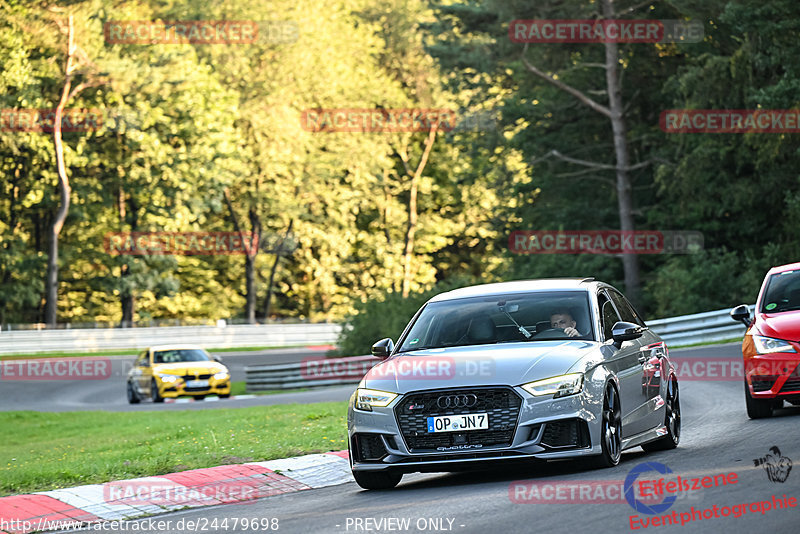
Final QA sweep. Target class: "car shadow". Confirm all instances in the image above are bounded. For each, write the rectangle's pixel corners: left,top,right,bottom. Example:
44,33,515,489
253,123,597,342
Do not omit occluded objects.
384,450,654,492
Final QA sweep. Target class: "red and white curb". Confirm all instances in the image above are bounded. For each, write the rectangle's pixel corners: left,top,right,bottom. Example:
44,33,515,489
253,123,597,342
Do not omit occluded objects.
0,451,351,533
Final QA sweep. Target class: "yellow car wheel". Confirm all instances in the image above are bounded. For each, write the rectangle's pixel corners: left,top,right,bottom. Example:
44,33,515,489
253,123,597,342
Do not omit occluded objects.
151,379,164,403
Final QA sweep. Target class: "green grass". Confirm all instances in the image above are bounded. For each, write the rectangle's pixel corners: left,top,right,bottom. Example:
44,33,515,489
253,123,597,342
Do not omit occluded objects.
229,381,311,396
0,345,305,360
0,402,348,496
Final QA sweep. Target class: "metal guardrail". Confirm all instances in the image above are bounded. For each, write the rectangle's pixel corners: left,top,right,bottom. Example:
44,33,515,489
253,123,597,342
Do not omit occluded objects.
0,323,342,355
245,355,376,391
244,305,756,391
647,305,754,347
0,304,752,358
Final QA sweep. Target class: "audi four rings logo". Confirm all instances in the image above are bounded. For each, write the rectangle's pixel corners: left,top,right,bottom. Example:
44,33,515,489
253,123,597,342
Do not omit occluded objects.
437,394,478,408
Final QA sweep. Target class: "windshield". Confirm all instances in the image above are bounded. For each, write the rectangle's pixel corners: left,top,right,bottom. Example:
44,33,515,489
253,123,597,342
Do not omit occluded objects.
152,349,211,364
760,270,800,313
396,291,595,353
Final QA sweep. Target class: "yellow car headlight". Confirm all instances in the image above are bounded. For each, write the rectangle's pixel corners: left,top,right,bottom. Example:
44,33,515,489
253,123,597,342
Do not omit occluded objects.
158,374,180,383
214,371,230,380
355,388,398,411
521,373,584,398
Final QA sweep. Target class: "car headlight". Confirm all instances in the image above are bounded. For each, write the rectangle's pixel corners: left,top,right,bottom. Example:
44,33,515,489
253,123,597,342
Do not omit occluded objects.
354,388,398,411
521,373,584,398
214,372,229,380
158,374,180,383
753,335,797,354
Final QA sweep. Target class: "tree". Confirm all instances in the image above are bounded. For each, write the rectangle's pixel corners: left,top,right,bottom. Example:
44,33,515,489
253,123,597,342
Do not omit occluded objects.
45,13,103,326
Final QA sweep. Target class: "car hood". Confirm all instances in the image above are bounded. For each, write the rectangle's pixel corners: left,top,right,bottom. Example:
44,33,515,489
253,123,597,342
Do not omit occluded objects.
362,341,597,394
755,310,800,342
151,361,227,375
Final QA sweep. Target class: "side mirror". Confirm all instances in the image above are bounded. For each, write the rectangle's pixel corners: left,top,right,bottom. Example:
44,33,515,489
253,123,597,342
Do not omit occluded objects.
730,304,751,327
611,321,644,348
212,355,223,363
371,338,394,359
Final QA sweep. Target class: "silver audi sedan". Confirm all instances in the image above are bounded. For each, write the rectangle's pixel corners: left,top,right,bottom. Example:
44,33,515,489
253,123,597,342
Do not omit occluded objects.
347,278,680,489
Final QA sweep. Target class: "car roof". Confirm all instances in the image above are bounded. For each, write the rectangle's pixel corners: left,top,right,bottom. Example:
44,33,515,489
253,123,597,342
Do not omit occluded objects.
767,262,800,275
428,278,602,303
147,345,207,352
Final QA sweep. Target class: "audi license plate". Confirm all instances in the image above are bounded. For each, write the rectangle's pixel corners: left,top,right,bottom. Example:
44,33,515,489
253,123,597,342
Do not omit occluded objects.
185,379,209,388
427,413,489,433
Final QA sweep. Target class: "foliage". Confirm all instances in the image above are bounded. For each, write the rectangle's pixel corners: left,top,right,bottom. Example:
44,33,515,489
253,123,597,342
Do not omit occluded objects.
2,0,798,326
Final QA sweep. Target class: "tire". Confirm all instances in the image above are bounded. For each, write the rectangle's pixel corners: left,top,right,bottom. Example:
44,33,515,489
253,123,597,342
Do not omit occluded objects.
642,376,680,452
194,395,205,401
127,381,140,404
352,470,403,490
150,379,164,403
589,382,622,468
218,394,230,399
745,378,773,419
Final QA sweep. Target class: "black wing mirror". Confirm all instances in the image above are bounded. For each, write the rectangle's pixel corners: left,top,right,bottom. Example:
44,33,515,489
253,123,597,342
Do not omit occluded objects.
730,304,751,327
611,321,645,348
371,338,394,359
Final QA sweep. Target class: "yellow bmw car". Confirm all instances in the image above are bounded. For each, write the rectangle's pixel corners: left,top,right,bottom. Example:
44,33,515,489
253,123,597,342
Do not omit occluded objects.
126,345,231,403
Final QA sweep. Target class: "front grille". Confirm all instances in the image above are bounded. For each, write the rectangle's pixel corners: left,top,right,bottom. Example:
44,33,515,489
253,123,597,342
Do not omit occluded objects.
184,386,211,392
184,373,213,380
780,377,800,393
540,419,590,449
395,387,522,452
752,376,777,392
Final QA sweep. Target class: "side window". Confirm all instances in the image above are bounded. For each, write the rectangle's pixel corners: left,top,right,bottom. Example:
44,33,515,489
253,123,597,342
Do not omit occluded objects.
609,290,644,326
599,296,622,340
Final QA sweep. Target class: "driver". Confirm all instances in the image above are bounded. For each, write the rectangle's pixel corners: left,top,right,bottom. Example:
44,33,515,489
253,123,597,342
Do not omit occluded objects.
550,310,581,338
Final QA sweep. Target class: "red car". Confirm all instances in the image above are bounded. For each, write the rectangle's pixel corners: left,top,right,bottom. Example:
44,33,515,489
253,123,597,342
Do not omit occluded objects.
731,262,800,418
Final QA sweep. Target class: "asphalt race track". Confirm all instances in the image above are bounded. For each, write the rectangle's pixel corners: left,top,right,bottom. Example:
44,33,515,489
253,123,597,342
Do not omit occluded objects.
16,342,798,533
0,348,354,412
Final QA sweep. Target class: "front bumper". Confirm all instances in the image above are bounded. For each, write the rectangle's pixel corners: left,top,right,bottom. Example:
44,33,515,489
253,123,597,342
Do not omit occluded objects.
348,384,604,473
157,377,231,398
745,354,800,398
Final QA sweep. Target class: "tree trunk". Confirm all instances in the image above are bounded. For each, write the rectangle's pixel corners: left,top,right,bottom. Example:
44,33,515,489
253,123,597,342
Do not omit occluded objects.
263,219,294,320
120,279,134,328
45,18,76,327
44,16,101,325
519,1,643,307
601,0,641,306
401,125,439,298
244,254,256,323
224,188,260,324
